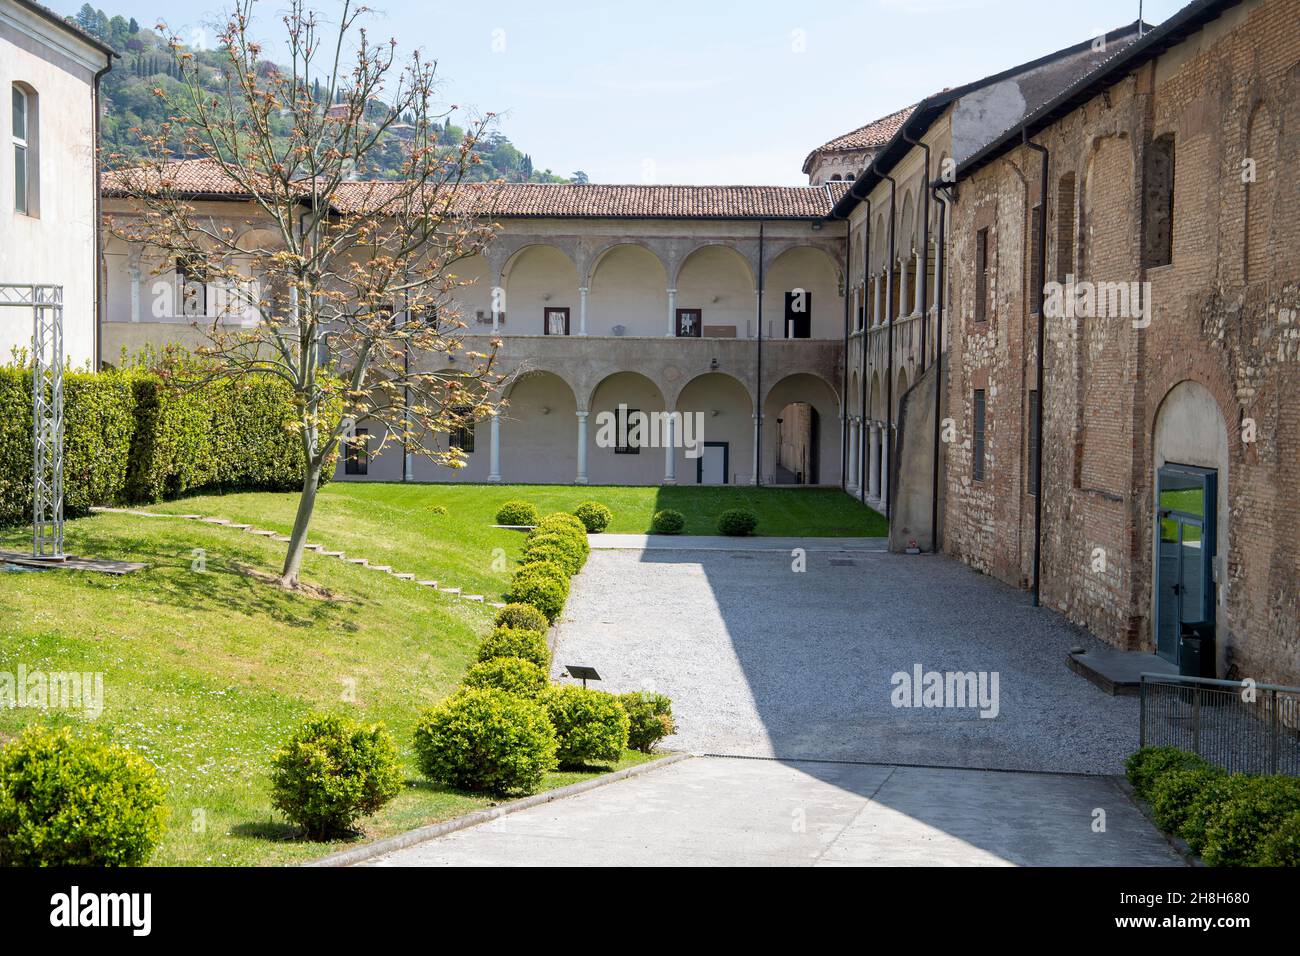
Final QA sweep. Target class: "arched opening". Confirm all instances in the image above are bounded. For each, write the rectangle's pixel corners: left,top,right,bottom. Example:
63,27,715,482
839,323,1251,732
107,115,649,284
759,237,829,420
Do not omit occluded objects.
1151,381,1229,670
588,371,667,484
447,254,494,331
588,244,668,337
499,371,578,483
503,244,578,335
677,244,754,338
674,372,752,485
763,372,840,486
763,245,844,340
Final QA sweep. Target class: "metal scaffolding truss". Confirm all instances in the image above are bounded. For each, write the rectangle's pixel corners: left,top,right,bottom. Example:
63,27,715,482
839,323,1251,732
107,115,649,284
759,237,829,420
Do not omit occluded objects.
0,283,65,559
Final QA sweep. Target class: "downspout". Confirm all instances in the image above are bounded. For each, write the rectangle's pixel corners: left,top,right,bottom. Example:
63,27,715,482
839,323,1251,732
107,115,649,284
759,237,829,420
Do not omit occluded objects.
1023,129,1050,608
755,220,765,486
92,55,115,370
931,182,953,553
902,132,931,366
841,223,851,490
859,200,870,503
880,171,897,521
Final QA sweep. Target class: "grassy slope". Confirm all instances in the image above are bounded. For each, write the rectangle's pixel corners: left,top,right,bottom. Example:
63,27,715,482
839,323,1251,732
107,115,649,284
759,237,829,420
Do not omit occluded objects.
0,483,876,865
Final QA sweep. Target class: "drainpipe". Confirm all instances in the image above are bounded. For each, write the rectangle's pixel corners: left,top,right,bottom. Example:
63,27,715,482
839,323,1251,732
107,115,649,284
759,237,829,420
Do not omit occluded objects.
880,171,897,521
930,182,953,554
902,132,931,366
92,56,115,370
859,201,871,503
1023,128,1050,608
755,220,765,486
841,224,851,491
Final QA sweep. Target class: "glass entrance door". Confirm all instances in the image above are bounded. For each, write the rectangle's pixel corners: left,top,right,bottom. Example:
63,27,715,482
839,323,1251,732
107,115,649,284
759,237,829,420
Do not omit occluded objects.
1155,465,1217,662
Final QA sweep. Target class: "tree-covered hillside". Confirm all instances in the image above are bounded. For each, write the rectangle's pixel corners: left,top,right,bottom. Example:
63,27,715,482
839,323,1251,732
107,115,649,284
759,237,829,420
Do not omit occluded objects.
70,4,571,183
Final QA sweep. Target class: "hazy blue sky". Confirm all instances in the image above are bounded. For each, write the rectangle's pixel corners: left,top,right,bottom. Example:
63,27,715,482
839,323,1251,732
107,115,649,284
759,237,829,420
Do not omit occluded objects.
64,0,1189,184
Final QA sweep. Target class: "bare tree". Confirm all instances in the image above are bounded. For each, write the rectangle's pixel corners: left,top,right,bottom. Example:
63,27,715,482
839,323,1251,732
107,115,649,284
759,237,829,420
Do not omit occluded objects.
106,0,503,586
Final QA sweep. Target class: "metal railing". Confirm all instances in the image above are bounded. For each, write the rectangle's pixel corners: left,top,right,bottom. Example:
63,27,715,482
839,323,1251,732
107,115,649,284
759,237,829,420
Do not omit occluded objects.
1139,673,1300,776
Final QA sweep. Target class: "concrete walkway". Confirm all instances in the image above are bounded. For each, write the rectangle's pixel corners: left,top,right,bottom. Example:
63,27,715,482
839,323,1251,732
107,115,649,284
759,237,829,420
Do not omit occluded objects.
587,533,887,551
365,757,1183,867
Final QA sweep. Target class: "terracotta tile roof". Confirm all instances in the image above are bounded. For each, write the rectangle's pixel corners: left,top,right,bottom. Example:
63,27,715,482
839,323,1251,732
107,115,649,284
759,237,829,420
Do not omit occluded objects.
106,159,842,220
802,105,917,173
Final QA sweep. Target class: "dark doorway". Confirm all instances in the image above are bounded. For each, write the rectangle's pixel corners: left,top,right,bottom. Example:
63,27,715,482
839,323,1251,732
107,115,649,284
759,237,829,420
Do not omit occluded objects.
774,402,818,484
784,291,811,338
1155,464,1216,663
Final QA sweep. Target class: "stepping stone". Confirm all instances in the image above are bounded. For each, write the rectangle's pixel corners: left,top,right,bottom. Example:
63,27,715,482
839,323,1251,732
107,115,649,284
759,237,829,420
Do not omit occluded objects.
369,565,393,573
347,558,368,565
463,594,484,602
178,514,202,519
394,573,415,581
249,529,276,537
203,518,231,525
305,544,324,552
231,523,252,530
489,602,506,609
271,535,290,542
441,586,461,595
323,551,345,558
417,580,438,588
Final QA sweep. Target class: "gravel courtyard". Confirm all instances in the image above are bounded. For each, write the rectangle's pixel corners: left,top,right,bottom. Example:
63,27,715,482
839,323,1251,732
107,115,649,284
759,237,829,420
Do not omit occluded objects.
552,545,1138,774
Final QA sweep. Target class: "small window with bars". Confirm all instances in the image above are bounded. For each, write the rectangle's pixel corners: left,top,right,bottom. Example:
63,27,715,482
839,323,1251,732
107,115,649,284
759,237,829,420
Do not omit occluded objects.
973,389,987,482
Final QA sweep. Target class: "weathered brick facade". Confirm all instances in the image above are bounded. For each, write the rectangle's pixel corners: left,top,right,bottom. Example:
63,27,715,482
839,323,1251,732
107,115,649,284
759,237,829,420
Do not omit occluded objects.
945,0,1300,686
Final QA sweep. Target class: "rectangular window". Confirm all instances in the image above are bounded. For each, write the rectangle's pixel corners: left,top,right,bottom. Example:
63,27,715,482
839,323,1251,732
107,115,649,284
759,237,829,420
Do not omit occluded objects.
615,407,641,455
1143,134,1176,268
1056,173,1076,283
543,307,570,335
1028,204,1043,316
784,290,812,338
973,389,987,482
675,308,702,338
344,428,369,475
974,228,989,323
13,86,28,215
1027,389,1039,497
450,407,475,453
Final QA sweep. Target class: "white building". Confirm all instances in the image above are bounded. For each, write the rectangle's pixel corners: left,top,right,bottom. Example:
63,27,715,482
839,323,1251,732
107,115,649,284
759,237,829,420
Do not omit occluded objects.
0,0,113,367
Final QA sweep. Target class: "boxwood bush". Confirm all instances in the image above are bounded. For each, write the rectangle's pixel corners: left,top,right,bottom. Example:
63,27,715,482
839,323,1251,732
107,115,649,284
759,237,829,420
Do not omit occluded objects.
543,686,630,768
477,627,552,670
1124,745,1211,800
1149,765,1224,833
1202,775,1300,867
536,512,590,543
618,691,677,752
1258,810,1300,867
0,725,169,866
413,688,558,794
716,508,758,536
505,560,571,623
269,713,403,840
652,509,685,534
522,531,586,575
463,657,550,700
572,501,613,533
494,603,549,634
1178,773,1255,855
495,500,539,526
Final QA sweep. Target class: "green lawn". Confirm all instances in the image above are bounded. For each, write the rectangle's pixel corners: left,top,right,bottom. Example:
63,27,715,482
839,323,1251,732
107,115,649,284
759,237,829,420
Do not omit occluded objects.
0,482,877,865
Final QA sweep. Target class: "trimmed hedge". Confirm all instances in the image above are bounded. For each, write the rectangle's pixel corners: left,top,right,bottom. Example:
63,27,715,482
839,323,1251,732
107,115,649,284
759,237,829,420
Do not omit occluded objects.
477,627,552,670
495,500,539,526
494,603,549,634
716,508,758,536
0,725,169,866
505,560,571,623
619,691,676,752
1125,745,1210,800
463,657,550,700
543,686,630,768
522,531,586,575
572,501,612,533
1202,775,1300,867
652,509,685,534
0,364,335,524
1259,810,1300,866
413,688,558,795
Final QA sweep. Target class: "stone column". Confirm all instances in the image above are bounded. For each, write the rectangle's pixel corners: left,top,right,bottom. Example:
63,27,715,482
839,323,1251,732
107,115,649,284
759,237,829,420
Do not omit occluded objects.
873,272,882,326
575,411,589,485
129,264,141,323
913,250,923,317
488,414,501,482
578,286,589,336
847,417,859,491
490,263,503,333
899,257,909,322
880,427,891,515
666,288,676,337
868,423,881,502
663,412,677,485
751,414,762,485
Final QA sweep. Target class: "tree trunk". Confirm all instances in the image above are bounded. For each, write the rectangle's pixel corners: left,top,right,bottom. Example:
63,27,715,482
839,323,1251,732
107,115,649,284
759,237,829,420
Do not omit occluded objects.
281,457,324,586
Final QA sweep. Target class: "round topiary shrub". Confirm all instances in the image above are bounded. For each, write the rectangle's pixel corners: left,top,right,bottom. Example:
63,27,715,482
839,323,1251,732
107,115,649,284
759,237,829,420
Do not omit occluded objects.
495,500,539,526
618,691,677,752
536,512,589,541
1149,765,1225,833
716,508,758,536
478,626,552,670
0,725,169,866
1179,773,1255,855
413,688,558,794
269,712,403,840
543,686,630,768
573,501,613,533
1257,809,1300,867
494,603,549,633
652,509,685,534
505,561,571,623
1124,746,1211,800
463,657,550,700
522,531,586,575
1202,775,1300,867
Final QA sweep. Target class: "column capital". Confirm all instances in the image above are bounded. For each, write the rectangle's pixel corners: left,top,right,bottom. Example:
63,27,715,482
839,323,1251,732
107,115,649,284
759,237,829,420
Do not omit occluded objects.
578,286,589,294
575,410,589,420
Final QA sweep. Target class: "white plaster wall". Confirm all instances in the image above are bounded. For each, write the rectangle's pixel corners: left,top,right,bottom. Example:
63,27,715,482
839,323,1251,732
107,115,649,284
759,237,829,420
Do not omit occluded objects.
587,244,667,337
499,371,577,483
676,245,754,337
763,246,843,340
587,371,667,484
673,372,753,485
0,11,107,368
504,244,578,336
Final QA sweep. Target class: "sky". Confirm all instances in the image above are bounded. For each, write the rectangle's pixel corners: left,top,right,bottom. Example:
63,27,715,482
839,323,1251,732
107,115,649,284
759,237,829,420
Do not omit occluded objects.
62,0,1191,185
